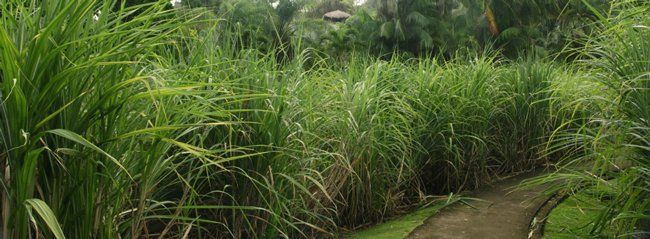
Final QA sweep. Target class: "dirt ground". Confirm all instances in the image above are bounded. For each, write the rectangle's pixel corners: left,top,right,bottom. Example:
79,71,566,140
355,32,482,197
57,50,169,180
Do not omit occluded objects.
407,172,549,239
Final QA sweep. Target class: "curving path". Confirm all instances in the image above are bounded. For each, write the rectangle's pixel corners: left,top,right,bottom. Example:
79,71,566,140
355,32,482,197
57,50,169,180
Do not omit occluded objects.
407,172,550,239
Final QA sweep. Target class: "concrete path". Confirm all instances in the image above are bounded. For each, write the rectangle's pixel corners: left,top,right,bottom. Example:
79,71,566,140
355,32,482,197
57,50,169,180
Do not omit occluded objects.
407,172,549,239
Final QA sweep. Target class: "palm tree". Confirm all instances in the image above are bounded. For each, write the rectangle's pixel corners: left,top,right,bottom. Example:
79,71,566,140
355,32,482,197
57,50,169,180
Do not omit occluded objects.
374,0,478,54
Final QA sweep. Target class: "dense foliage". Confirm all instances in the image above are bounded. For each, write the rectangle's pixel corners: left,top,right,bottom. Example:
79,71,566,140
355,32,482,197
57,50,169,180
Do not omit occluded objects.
176,0,610,58
0,0,647,238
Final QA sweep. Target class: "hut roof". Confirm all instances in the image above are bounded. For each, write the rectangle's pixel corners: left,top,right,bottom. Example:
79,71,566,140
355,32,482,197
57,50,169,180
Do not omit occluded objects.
323,10,351,20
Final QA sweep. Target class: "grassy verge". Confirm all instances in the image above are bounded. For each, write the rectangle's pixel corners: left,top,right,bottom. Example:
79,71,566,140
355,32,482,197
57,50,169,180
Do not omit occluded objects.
543,188,609,238
346,196,458,239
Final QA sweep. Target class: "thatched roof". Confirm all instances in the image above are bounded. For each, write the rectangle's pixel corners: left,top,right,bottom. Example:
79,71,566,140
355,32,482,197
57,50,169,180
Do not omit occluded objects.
323,10,351,21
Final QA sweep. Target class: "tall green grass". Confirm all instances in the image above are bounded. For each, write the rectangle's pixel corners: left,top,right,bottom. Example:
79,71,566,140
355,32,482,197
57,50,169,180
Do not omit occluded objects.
0,0,275,238
0,0,621,238
527,0,649,237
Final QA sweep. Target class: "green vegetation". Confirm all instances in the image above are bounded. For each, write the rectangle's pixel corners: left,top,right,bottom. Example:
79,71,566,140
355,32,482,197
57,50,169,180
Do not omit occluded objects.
528,1,650,238
0,0,647,238
346,197,456,239
543,184,612,238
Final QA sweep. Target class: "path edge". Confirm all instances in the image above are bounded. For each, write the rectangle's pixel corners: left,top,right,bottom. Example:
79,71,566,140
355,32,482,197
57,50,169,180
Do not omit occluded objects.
527,191,570,239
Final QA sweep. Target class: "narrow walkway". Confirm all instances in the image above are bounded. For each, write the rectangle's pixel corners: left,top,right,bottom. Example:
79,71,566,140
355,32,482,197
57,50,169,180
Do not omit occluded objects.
407,172,548,239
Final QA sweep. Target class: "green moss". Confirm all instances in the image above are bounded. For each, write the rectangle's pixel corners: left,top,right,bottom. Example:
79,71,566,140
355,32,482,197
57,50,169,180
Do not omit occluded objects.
543,185,614,238
346,203,449,239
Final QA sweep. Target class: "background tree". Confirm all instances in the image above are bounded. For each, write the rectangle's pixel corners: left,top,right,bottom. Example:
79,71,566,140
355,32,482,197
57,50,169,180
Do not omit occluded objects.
488,0,610,56
112,0,173,21
181,0,222,9
355,0,480,55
